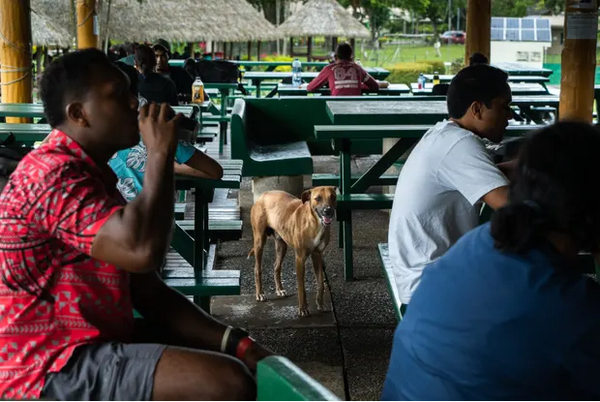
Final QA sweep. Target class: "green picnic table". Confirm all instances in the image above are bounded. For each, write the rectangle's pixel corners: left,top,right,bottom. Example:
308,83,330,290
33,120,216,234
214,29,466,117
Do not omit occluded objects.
492,62,554,77
275,83,411,97
411,82,550,96
203,83,238,154
321,100,544,279
244,69,390,98
171,160,243,309
168,59,330,71
423,74,550,85
0,103,203,120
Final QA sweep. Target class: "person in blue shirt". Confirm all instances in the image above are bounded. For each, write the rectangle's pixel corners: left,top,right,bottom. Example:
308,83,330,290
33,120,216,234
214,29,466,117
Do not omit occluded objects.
382,121,600,400
110,62,222,202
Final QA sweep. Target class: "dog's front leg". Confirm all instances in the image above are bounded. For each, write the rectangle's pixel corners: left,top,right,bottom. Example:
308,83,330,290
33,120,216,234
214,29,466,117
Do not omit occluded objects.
295,252,309,317
311,252,325,312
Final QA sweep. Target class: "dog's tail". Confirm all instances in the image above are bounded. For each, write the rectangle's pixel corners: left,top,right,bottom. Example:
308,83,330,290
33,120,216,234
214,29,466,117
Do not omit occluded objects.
247,248,255,259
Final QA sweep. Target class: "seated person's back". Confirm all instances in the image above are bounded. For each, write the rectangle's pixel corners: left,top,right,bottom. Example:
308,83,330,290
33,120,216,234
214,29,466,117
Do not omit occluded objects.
307,42,379,96
134,44,178,106
382,122,600,400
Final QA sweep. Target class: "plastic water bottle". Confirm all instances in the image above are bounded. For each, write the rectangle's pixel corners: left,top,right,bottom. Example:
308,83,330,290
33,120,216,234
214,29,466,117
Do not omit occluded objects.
292,58,302,88
192,76,204,103
418,73,425,89
433,71,440,85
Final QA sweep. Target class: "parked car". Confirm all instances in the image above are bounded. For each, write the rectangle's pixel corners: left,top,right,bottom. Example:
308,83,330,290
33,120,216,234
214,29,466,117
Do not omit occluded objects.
440,31,466,44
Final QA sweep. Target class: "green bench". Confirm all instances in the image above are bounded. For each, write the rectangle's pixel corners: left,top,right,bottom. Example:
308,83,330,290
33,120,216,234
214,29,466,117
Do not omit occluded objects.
177,219,243,242
257,356,340,401
231,99,314,177
377,243,404,321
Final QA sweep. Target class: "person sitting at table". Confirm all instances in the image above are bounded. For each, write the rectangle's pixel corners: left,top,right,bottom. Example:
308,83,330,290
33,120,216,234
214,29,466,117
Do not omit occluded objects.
388,63,513,312
117,42,138,66
0,48,270,401
153,39,195,101
382,122,600,400
134,44,179,107
111,60,223,202
306,42,383,96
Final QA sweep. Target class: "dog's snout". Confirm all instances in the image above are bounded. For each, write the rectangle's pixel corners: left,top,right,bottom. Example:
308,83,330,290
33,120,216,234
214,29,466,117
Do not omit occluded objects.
323,206,334,215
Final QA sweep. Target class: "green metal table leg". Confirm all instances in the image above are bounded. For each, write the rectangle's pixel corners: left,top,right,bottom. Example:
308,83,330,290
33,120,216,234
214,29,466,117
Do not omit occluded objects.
219,89,227,154
256,81,262,98
340,141,353,281
194,189,207,273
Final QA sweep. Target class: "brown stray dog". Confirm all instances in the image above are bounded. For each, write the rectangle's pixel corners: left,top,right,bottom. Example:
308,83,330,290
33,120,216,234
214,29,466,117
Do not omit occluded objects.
248,186,337,317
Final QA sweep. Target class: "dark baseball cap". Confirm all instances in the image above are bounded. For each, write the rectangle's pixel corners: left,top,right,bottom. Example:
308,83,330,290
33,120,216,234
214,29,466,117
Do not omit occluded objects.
152,39,170,54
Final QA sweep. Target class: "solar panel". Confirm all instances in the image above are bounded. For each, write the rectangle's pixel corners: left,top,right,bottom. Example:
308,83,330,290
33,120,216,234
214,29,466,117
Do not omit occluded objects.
490,17,551,42
521,19,534,29
507,18,520,28
491,28,504,41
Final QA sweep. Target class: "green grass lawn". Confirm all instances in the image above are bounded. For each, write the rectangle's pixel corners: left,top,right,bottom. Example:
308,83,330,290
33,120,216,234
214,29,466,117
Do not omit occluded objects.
292,44,465,69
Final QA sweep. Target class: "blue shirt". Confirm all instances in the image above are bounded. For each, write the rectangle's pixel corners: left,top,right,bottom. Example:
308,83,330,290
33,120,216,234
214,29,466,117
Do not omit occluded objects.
382,223,600,401
109,140,196,202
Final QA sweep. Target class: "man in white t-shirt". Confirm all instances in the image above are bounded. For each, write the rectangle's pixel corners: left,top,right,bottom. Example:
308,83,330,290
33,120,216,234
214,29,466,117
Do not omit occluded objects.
389,63,513,308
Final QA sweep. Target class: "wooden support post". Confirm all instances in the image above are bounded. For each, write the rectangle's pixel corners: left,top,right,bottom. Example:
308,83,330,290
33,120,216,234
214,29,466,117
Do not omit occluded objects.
211,41,215,60
0,0,33,123
257,41,261,61
247,41,252,60
464,0,490,64
289,37,294,57
559,0,598,122
332,36,338,52
186,42,194,58
307,36,313,62
76,0,98,49
350,37,356,51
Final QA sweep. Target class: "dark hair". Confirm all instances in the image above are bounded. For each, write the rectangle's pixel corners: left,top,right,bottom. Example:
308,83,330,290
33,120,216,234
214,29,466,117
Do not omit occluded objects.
135,44,156,75
114,61,138,95
447,64,509,118
491,122,600,254
469,52,489,65
336,42,353,61
125,42,138,56
40,48,113,128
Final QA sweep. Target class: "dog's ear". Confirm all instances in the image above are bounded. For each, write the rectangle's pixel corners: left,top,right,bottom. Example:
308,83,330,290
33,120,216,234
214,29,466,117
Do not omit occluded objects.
301,190,311,204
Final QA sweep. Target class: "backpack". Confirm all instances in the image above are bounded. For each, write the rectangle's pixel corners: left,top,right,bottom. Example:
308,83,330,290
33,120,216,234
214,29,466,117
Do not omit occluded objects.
193,60,247,95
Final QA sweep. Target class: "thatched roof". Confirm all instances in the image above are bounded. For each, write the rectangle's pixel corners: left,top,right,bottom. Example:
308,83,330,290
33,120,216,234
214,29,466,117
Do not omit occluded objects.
278,0,371,39
32,0,282,44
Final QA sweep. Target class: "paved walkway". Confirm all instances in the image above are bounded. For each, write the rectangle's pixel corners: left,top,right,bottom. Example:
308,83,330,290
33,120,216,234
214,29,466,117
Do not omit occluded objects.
200,127,396,400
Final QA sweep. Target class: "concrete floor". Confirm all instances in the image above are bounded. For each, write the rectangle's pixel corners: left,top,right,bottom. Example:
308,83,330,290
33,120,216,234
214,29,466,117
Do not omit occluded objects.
210,154,397,401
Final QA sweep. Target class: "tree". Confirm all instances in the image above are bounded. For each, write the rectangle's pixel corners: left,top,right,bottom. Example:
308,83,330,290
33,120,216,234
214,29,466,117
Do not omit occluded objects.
247,0,292,25
338,0,400,40
402,0,466,42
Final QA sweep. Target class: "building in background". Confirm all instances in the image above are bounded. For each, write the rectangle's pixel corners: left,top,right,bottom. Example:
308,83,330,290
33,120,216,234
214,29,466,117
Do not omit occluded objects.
490,17,552,68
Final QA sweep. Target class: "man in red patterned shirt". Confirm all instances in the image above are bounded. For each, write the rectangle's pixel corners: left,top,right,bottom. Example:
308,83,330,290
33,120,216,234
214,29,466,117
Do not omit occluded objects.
306,42,382,96
0,49,269,400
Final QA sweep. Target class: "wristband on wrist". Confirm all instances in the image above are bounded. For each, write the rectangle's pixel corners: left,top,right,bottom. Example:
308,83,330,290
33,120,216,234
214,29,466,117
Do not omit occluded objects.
235,337,255,360
220,326,233,353
224,327,250,357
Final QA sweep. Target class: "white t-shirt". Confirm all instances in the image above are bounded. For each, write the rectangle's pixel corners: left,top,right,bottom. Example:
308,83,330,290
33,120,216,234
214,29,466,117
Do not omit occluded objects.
388,120,508,304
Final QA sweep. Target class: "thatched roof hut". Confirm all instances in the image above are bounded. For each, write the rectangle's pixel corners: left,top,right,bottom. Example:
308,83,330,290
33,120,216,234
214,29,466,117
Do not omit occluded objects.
278,0,371,39
33,0,282,44
30,8,73,48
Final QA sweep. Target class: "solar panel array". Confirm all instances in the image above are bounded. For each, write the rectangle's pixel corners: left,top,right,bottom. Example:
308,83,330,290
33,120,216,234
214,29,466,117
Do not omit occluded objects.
491,18,552,42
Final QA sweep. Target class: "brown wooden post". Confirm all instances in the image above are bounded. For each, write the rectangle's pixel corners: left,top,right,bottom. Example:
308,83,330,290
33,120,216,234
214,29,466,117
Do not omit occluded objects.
257,41,261,61
247,41,252,60
211,41,215,59
350,37,356,51
186,42,194,58
289,37,294,57
0,0,33,123
307,36,313,62
76,0,98,49
332,36,338,52
559,0,598,122
464,0,491,63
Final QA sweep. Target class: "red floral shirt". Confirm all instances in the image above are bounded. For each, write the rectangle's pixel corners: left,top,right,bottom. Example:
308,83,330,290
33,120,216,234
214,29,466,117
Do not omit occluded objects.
0,130,133,399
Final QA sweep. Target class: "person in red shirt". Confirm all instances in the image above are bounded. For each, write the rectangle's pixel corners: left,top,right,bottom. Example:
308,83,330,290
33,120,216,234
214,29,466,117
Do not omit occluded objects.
306,42,382,96
0,49,270,400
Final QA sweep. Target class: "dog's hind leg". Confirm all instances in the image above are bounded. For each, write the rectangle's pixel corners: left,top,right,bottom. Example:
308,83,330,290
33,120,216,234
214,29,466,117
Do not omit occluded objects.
273,235,288,298
311,252,325,312
251,207,268,302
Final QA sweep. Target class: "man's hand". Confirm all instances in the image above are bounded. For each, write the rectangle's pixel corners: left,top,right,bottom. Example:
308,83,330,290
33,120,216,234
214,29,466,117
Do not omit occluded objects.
139,102,181,156
242,342,274,372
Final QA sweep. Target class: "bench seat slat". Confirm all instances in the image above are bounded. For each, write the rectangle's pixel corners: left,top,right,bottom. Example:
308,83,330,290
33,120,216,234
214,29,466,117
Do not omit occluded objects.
337,193,394,210
378,243,403,321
